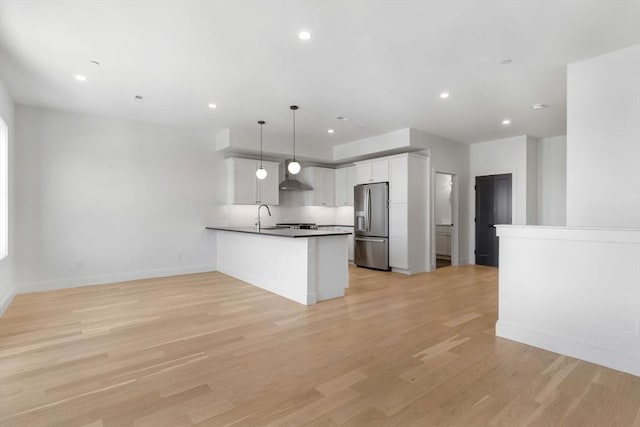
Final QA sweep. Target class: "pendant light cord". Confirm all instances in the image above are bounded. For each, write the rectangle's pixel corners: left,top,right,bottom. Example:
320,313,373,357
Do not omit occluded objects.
292,108,296,161
257,120,266,169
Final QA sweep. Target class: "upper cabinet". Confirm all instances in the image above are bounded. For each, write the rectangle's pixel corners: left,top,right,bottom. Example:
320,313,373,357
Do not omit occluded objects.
334,166,355,206
355,159,389,184
226,158,280,205
389,156,408,203
303,167,335,206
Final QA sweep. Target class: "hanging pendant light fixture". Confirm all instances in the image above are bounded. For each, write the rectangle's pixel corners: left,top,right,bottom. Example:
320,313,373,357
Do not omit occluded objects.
288,105,301,175
256,120,267,180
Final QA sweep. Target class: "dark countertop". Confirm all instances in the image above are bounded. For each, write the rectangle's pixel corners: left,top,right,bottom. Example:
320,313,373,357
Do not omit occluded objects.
317,224,354,228
206,226,352,238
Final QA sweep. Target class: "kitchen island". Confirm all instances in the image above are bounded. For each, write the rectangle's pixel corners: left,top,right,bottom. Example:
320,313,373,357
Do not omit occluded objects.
206,227,351,305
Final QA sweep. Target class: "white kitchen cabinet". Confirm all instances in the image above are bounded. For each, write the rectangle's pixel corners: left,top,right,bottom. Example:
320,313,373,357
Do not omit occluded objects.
256,161,280,205
389,203,408,269
226,158,280,205
371,160,389,182
355,160,389,184
303,167,335,206
337,226,355,261
436,224,452,257
389,156,408,203
334,166,355,206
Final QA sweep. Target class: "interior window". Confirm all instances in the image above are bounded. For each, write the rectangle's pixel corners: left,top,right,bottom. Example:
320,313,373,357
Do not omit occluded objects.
0,117,7,260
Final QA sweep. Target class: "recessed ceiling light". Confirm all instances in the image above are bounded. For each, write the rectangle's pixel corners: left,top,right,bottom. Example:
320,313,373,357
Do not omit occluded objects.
133,95,144,102
532,103,548,110
440,92,450,99
501,59,513,65
74,74,87,82
335,116,349,121
89,60,100,66
208,103,217,109
328,129,334,134
502,119,511,125
298,31,311,41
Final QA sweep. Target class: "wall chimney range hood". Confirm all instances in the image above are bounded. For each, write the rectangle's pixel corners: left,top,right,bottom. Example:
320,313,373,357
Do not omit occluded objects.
279,159,312,191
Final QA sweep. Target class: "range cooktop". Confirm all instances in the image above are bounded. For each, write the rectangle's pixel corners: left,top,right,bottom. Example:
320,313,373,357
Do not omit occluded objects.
276,223,318,230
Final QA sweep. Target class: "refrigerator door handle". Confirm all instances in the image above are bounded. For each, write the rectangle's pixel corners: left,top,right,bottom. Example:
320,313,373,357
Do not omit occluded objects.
355,237,385,243
366,188,372,232
363,188,369,231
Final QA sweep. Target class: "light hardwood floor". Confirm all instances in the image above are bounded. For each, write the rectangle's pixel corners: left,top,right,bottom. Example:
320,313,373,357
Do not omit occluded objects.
1,265,639,426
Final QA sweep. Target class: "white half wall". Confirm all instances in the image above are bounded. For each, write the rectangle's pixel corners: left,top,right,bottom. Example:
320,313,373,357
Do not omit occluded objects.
567,44,640,227
496,225,640,377
15,106,219,293
537,135,567,226
0,77,16,315
216,231,348,305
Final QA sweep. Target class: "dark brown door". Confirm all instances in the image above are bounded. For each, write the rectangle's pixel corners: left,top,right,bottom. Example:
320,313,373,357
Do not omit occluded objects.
475,174,512,267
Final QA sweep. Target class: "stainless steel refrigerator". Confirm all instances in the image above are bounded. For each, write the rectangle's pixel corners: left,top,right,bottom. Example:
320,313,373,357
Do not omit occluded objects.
354,182,390,270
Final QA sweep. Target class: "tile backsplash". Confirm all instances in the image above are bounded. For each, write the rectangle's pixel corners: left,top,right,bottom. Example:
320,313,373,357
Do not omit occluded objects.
209,204,354,227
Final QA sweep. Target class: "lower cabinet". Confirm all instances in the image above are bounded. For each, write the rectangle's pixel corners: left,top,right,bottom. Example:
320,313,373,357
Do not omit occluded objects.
436,225,453,258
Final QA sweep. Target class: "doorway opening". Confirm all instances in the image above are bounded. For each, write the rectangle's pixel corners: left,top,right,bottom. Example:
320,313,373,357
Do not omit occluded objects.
475,173,512,267
434,172,456,269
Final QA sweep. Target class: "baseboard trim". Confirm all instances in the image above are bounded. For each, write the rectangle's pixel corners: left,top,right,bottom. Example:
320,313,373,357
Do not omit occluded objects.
0,287,16,317
18,264,218,294
496,320,640,377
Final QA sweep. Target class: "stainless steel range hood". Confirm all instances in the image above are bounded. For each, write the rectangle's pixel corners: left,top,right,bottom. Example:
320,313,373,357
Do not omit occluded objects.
279,160,313,191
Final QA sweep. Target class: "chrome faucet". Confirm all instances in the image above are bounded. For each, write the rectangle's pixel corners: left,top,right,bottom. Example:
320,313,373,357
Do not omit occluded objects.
257,204,271,232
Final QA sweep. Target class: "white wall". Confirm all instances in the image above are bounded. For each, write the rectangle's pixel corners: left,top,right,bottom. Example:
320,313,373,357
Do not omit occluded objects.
469,135,540,262
470,136,528,224
15,106,219,293
566,44,640,227
526,136,538,225
435,173,452,225
537,135,567,226
496,225,640,377
410,129,470,265
217,127,333,163
0,77,15,315
334,128,414,161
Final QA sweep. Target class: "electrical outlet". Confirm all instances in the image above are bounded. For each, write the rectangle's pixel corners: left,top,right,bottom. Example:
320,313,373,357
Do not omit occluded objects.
77,260,85,269
177,251,183,261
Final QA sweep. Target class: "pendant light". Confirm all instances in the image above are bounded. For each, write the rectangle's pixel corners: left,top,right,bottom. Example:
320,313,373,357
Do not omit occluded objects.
256,120,267,180
288,105,301,175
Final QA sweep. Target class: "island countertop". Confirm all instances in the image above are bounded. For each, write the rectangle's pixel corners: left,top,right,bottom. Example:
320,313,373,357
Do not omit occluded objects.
205,226,352,238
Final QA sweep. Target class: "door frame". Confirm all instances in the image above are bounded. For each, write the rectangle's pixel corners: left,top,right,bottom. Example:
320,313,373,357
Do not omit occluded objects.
471,168,518,264
430,170,460,270
473,172,514,267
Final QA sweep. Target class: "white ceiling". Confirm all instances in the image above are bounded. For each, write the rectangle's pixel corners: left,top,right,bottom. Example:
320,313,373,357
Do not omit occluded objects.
1,0,640,148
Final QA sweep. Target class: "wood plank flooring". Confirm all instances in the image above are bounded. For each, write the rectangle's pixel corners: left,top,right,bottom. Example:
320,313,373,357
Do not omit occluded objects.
1,265,639,426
